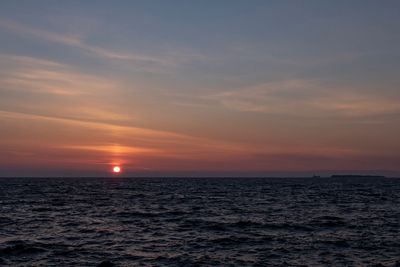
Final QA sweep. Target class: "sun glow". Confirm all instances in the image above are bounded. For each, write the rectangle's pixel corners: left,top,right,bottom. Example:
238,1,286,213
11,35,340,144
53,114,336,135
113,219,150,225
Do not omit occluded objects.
113,166,121,173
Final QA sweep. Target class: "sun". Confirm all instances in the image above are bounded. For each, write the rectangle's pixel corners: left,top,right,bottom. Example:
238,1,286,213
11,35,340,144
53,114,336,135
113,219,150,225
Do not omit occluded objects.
113,166,121,173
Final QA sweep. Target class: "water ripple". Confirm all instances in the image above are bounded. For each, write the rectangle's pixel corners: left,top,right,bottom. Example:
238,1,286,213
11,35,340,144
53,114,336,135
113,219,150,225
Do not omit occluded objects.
0,177,399,266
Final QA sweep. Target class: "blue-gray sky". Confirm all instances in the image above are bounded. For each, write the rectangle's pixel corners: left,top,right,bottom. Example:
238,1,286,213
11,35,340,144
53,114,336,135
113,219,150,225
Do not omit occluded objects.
0,1,399,176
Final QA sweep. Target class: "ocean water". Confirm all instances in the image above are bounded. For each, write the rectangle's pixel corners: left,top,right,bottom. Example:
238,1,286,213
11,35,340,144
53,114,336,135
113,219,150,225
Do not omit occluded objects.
0,177,399,267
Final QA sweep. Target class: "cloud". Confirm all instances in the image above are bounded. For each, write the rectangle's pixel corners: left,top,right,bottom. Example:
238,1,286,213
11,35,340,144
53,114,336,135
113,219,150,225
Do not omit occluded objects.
0,108,259,170
60,144,163,156
0,54,133,124
0,54,116,96
0,109,179,140
207,79,400,117
1,108,397,172
0,109,245,153
0,19,175,66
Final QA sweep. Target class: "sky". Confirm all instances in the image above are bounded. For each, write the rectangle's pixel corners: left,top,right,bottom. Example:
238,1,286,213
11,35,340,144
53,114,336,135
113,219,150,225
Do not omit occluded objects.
0,1,399,177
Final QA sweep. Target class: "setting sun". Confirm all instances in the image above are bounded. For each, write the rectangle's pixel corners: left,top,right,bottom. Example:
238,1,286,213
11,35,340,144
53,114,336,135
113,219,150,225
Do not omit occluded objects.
113,166,121,173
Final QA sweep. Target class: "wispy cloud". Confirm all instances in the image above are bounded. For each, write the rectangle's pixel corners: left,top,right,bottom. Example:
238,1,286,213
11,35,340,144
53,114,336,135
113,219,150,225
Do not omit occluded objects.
0,109,174,142
0,19,177,66
60,144,163,156
226,42,363,67
207,79,400,117
0,109,254,167
2,108,397,172
0,54,116,96
0,54,134,124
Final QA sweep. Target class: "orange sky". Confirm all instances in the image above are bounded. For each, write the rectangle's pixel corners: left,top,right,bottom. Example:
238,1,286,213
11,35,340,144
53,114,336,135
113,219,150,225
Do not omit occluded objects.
1,1,400,176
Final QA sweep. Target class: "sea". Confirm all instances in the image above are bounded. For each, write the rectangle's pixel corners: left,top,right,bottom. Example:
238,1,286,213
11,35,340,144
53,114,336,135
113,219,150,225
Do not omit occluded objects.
0,177,399,266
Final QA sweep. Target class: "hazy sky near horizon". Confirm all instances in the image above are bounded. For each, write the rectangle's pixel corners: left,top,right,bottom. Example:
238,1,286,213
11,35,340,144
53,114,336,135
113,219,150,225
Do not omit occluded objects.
1,1,400,176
